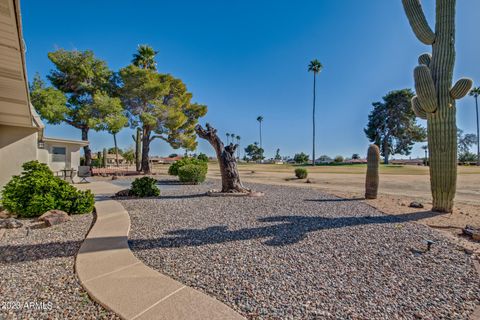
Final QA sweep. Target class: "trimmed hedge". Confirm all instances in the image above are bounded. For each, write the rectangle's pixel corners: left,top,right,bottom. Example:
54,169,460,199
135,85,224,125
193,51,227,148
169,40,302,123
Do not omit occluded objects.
168,157,208,176
295,168,308,179
1,161,94,217
131,177,160,197
178,164,207,184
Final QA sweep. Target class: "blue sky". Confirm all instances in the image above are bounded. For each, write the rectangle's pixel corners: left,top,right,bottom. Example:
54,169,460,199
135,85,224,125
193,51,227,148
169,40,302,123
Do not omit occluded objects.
22,0,480,159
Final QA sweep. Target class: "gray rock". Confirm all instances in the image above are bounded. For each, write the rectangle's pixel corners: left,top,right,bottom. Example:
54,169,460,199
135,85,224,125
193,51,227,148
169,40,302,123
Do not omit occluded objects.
409,201,424,208
0,218,23,229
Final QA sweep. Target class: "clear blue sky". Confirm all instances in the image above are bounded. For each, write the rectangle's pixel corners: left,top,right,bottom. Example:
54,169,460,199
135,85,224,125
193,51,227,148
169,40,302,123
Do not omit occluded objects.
22,0,480,159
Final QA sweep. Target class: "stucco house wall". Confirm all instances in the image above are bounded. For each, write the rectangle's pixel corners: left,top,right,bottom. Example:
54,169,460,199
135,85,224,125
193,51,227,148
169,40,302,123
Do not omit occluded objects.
0,125,38,187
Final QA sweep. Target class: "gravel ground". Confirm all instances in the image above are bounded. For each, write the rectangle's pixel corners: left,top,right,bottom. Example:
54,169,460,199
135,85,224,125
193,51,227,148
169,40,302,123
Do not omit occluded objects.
122,181,480,320
0,214,119,319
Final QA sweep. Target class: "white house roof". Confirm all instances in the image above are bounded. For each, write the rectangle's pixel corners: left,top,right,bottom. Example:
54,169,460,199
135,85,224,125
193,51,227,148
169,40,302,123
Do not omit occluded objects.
43,137,89,147
0,0,36,128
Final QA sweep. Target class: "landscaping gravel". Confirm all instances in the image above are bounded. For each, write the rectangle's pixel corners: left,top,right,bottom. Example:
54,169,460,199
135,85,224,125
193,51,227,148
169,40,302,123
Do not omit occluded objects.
122,181,480,320
0,214,119,319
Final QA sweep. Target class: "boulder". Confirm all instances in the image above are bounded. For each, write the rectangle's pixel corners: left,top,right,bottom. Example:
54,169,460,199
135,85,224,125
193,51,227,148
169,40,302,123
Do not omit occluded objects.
39,210,71,227
115,189,132,197
0,210,10,219
409,201,424,209
0,218,23,229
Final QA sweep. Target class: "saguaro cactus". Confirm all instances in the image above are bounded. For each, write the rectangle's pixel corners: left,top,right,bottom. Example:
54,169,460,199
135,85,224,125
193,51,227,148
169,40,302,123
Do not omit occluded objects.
365,144,380,199
102,148,108,168
132,127,142,172
402,0,473,212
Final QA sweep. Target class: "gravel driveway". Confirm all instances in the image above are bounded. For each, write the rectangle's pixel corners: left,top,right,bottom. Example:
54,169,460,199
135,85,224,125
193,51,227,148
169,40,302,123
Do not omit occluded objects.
0,214,119,319
122,181,480,320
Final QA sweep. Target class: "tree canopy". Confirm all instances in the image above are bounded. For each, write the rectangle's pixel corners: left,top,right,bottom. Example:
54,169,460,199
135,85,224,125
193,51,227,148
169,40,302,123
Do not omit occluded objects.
293,152,309,164
244,143,264,161
30,49,122,165
119,46,207,173
364,89,426,164
457,129,477,156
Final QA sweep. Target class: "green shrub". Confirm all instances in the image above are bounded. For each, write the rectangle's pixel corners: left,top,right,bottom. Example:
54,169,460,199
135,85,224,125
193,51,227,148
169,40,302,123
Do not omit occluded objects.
295,168,308,179
1,161,95,217
334,155,344,163
131,177,160,197
168,157,208,176
197,153,209,162
178,164,207,184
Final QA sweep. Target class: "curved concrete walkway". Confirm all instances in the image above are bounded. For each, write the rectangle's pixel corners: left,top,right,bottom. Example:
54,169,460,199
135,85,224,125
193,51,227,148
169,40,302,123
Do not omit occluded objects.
75,181,244,320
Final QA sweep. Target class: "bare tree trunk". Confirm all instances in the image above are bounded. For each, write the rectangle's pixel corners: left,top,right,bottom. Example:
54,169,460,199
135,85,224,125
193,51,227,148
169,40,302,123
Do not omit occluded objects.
81,127,92,166
195,124,250,193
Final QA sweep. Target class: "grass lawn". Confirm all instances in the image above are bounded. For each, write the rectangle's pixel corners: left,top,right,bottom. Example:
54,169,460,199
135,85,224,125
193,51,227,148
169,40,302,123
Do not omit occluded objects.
234,162,480,175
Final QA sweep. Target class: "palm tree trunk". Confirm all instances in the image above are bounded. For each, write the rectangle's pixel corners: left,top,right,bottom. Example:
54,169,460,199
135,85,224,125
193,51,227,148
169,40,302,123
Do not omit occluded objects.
259,123,262,150
312,72,316,166
476,96,480,166
113,133,119,167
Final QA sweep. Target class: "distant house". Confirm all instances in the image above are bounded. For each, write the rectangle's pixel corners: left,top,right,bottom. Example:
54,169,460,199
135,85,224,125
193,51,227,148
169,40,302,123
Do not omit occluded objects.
0,0,88,187
390,159,424,166
344,158,368,164
150,156,183,164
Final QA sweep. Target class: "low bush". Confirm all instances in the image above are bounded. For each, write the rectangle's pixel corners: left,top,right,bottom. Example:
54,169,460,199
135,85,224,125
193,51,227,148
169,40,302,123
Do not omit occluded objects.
178,164,207,184
334,155,344,163
168,157,208,176
295,168,308,179
131,177,160,197
197,153,209,162
1,161,94,217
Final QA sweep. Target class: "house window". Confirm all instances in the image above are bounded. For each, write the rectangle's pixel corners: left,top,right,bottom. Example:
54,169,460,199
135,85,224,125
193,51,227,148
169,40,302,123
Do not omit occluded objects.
52,147,66,162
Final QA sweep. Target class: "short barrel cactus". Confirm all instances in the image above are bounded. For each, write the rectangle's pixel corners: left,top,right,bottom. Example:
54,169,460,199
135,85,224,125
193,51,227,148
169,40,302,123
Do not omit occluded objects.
365,144,380,199
402,0,473,212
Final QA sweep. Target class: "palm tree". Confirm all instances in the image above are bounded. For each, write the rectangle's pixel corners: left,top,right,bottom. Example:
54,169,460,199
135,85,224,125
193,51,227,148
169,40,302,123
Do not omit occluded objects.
308,59,323,166
236,135,241,159
469,87,480,166
256,116,264,149
421,145,429,166
132,45,158,70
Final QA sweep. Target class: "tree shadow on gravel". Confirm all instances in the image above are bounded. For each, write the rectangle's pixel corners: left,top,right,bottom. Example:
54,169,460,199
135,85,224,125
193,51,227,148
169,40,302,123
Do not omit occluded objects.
0,211,444,263
0,240,82,264
304,198,366,202
129,210,444,249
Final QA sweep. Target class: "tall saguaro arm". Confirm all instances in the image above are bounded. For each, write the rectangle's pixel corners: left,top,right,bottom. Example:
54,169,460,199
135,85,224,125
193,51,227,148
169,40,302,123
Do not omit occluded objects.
402,0,435,45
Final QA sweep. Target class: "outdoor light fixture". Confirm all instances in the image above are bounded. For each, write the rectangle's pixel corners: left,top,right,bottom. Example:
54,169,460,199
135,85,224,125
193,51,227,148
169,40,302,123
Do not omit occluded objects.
426,240,434,251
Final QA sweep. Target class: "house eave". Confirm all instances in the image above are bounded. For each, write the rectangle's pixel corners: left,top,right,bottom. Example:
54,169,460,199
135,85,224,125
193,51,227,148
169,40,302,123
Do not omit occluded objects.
43,137,89,146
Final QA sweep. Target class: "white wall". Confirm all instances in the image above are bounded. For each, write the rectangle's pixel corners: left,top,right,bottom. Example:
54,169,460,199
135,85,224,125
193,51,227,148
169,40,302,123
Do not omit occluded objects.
0,125,38,188
42,141,83,172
